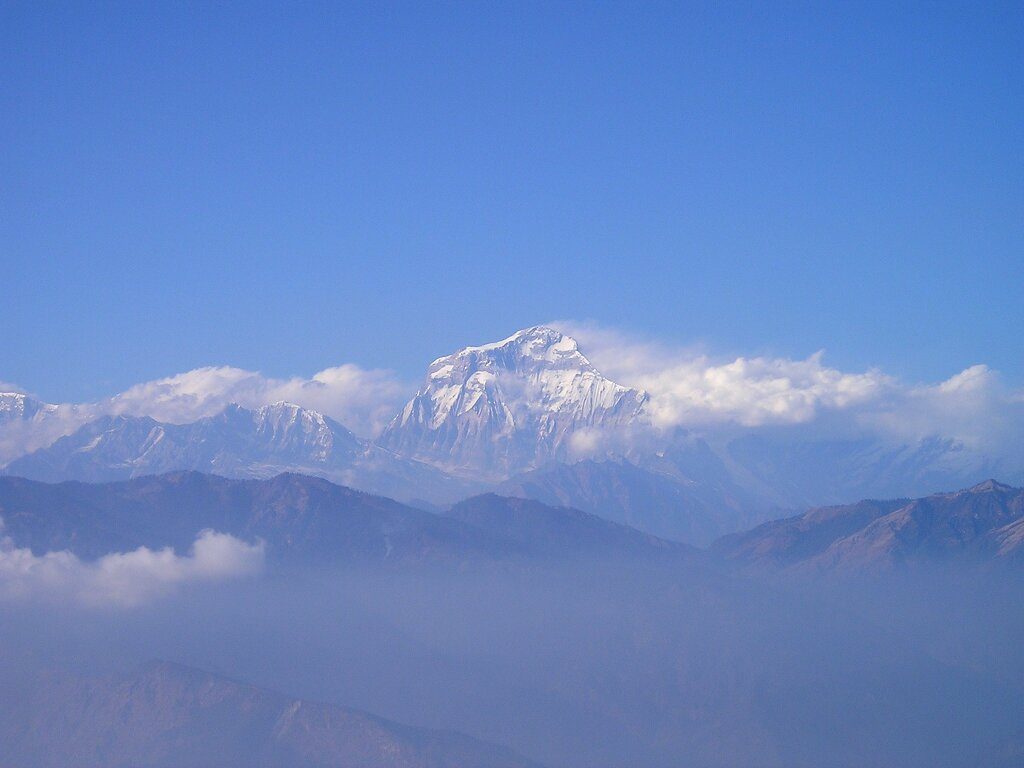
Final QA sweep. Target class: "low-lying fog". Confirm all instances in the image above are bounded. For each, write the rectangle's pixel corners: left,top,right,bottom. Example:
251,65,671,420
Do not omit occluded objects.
2,558,1021,768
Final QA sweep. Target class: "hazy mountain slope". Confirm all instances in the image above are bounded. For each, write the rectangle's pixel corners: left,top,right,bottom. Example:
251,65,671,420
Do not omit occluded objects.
3,403,479,506
0,472,508,564
712,498,910,569
446,493,693,560
142,559,1021,768
496,458,756,546
989,516,1024,563
724,433,1012,509
379,327,648,479
0,660,540,768
0,473,685,566
807,480,1024,571
714,480,1024,572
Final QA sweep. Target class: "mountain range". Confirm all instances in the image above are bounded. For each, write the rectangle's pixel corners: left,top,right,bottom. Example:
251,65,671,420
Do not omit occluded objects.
2,468,1021,577
2,326,1019,544
495,457,756,546
3,402,482,508
0,472,692,566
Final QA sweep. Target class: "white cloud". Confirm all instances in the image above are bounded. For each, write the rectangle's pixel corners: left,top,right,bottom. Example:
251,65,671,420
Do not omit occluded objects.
0,529,264,608
862,364,1024,452
636,352,889,428
554,321,890,428
106,364,411,437
552,320,1024,455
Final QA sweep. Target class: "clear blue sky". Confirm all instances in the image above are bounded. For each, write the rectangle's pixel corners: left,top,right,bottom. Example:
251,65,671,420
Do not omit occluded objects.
2,1,1022,402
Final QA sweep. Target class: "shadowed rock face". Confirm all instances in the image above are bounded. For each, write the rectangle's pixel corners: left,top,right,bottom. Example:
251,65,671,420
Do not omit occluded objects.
714,480,1024,573
0,660,540,768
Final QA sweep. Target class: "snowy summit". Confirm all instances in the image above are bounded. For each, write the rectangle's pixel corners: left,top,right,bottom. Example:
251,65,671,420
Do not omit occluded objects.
379,326,648,479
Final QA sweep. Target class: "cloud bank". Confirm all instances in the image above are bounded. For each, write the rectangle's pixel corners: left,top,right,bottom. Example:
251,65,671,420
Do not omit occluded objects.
554,321,1024,455
107,365,410,438
0,528,265,608
0,362,411,461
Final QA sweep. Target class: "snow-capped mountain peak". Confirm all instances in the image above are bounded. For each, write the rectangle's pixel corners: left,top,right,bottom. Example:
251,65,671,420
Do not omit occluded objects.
0,392,57,423
254,401,332,432
379,326,649,479
251,401,352,460
429,325,592,371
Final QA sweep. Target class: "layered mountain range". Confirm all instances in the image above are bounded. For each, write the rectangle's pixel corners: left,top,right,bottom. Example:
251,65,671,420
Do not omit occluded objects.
2,333,1021,768
1,471,1022,767
0,472,693,566
1,326,1017,544
0,470,1020,580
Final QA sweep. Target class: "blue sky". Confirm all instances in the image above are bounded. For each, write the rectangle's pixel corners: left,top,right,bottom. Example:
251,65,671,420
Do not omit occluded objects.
2,1,1022,402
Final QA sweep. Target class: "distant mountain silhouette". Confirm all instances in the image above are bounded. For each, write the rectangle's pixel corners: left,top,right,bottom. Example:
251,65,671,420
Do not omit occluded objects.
714,480,1024,572
0,659,540,768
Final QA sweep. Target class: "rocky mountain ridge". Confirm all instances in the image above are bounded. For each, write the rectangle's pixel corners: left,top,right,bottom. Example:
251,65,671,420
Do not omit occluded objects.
713,479,1024,572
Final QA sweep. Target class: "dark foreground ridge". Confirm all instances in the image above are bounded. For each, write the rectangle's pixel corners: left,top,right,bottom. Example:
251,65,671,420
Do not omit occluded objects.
0,471,693,565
